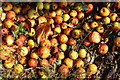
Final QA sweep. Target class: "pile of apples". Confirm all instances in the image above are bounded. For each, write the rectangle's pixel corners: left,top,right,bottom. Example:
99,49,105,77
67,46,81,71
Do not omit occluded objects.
0,2,120,79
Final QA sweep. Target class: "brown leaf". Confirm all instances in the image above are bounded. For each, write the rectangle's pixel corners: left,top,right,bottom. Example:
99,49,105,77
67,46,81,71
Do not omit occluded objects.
36,23,51,44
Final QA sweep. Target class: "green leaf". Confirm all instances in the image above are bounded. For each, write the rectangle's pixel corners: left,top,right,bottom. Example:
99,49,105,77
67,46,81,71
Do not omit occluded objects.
19,22,24,28
82,4,88,11
24,31,28,34
12,31,18,39
15,26,19,30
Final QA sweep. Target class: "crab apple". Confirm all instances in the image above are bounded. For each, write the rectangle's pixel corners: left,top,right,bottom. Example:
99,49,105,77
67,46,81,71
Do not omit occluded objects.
13,5,22,14
63,58,73,68
98,43,108,54
2,2,13,11
74,59,84,68
70,10,77,17
63,28,73,36
58,65,69,75
69,50,78,60
14,64,24,73
84,39,91,46
68,38,76,45
87,64,98,76
59,34,68,44
96,26,104,34
50,38,58,47
79,49,87,58
88,31,101,43
59,44,67,51
6,11,16,20
5,35,15,46
40,59,49,67
56,52,65,60
19,47,28,56
30,52,39,59
77,11,84,20
4,19,14,28
114,37,120,47
54,16,63,24
16,39,24,47
0,50,10,60
86,4,94,13
100,7,110,17
19,56,27,65
38,46,50,58
28,58,38,67
0,27,9,35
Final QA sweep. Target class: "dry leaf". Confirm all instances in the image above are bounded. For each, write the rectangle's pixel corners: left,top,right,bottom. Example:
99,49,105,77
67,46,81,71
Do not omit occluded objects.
36,22,51,44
